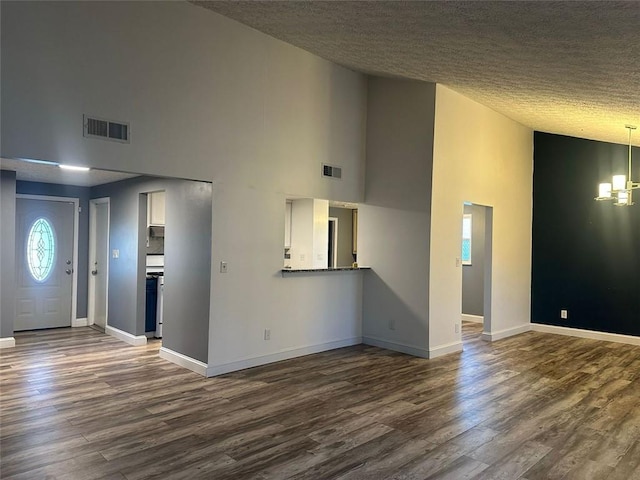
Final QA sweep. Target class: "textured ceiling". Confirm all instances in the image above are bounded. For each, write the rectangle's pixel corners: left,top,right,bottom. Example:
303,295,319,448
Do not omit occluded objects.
193,1,640,146
0,158,138,187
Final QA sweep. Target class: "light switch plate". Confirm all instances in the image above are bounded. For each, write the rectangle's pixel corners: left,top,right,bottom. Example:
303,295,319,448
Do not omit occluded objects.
220,261,228,273
112,249,119,259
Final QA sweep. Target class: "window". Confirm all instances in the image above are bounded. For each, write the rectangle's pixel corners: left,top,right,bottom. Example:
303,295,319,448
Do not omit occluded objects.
461,214,472,265
27,217,56,282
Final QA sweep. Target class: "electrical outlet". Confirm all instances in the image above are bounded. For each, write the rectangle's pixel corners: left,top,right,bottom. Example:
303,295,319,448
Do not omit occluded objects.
264,329,271,340
388,319,396,330
455,323,460,334
220,261,228,273
560,309,568,319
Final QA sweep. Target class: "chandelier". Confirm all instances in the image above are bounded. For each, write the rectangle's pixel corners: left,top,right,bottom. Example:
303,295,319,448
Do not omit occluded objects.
595,125,639,206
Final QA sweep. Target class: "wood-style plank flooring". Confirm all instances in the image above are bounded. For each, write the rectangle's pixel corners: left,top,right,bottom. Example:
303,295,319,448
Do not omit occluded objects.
1,323,640,479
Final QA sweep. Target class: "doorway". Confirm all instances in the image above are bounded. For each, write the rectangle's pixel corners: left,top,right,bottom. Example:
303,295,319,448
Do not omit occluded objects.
15,195,79,331
88,198,110,330
460,202,493,342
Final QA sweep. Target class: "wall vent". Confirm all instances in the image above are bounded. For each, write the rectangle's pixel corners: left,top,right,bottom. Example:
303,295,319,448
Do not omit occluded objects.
322,163,342,179
84,115,130,143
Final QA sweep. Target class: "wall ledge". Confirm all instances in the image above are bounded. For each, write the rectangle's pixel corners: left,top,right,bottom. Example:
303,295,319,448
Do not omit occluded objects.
0,337,16,349
461,314,483,324
105,325,147,346
207,337,362,377
159,347,207,376
363,335,429,359
482,323,530,342
531,323,640,346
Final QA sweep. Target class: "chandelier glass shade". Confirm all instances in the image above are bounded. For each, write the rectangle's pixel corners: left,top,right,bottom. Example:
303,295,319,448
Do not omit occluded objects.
595,125,640,206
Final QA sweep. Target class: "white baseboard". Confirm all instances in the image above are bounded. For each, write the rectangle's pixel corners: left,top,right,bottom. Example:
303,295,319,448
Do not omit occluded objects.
105,325,147,346
72,317,88,327
159,347,208,376
461,314,484,324
206,337,362,377
0,337,16,349
531,323,640,346
482,323,531,342
429,341,463,358
362,336,429,359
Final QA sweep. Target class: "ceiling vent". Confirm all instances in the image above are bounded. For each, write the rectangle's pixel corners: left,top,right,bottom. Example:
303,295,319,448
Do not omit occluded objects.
322,163,342,179
84,115,130,143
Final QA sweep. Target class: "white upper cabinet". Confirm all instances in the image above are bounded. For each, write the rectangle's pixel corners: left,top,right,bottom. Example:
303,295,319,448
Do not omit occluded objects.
284,201,292,248
148,191,166,226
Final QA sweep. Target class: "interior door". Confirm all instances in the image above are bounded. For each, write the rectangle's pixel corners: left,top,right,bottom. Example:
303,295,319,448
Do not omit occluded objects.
15,198,75,331
91,201,109,328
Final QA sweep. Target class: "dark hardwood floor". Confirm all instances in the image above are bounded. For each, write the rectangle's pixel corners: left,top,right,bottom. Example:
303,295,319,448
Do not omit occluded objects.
1,323,640,479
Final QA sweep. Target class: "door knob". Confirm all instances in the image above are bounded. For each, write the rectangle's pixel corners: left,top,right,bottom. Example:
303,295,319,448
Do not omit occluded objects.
91,269,98,276
66,260,72,265
65,269,72,275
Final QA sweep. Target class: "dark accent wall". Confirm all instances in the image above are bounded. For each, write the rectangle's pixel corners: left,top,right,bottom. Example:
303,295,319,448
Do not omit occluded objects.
532,132,640,336
0,171,17,338
16,181,90,318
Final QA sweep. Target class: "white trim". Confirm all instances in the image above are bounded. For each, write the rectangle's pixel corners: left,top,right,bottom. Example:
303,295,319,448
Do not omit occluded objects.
429,340,463,358
461,314,484,324
362,336,429,359
159,347,208,376
482,323,531,342
105,325,147,346
16,194,80,328
0,337,16,348
88,198,110,329
328,217,338,268
72,317,88,327
531,323,640,346
206,337,362,377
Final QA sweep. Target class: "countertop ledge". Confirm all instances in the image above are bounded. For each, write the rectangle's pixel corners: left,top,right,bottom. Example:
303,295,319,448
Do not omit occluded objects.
281,266,371,274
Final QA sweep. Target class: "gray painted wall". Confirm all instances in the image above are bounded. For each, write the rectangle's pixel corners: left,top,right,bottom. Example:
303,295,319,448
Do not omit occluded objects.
0,171,17,338
2,1,366,372
329,207,354,267
358,77,436,356
91,176,212,363
16,181,90,318
163,180,212,363
462,204,486,316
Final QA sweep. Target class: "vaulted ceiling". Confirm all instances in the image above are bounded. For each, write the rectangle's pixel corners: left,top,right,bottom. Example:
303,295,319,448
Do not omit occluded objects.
193,1,640,146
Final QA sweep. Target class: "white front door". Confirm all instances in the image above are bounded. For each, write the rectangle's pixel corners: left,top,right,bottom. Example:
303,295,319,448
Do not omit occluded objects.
15,198,75,331
89,200,109,328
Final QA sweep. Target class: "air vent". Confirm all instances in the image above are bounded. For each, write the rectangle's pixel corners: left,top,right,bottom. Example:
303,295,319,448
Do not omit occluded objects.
322,163,342,179
84,115,130,143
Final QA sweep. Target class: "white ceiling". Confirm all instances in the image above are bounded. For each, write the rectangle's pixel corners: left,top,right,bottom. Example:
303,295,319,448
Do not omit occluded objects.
0,158,138,187
193,0,640,146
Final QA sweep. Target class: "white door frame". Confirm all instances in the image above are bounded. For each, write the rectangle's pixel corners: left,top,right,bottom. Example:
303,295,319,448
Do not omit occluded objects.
328,217,338,268
16,194,80,327
88,197,110,328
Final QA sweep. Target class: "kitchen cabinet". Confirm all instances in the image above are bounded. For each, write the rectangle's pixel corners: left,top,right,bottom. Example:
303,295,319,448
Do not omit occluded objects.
148,191,166,225
284,201,292,247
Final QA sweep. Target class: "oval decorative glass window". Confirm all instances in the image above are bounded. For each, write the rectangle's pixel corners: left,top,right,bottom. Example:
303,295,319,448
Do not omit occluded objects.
26,217,56,282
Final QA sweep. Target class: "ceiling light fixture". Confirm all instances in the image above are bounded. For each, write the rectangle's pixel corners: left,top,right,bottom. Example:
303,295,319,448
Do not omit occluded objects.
595,125,639,206
59,164,90,172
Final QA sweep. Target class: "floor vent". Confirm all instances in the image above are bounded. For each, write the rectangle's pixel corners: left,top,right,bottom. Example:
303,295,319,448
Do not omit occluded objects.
322,163,342,179
84,115,130,143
